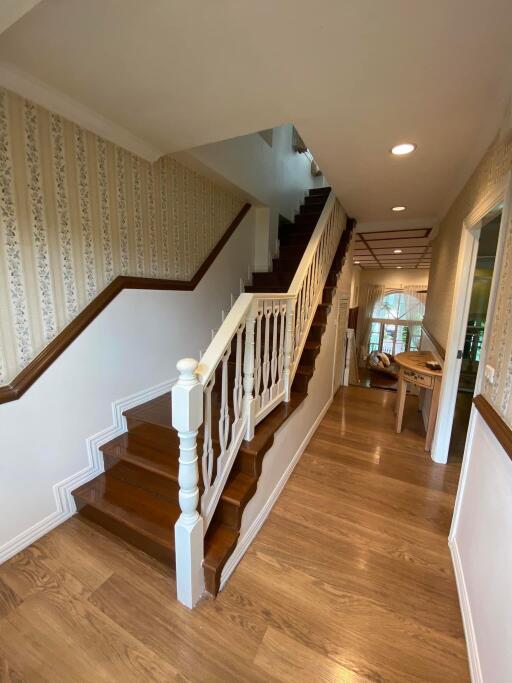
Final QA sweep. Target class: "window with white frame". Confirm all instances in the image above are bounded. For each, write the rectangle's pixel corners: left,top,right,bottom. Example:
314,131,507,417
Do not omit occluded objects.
368,290,425,357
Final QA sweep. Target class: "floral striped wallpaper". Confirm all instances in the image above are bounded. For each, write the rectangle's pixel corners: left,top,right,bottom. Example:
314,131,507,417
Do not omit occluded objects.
424,132,512,426
0,87,244,386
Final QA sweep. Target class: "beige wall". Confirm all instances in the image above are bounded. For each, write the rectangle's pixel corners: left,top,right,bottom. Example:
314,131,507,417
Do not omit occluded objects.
424,133,512,425
358,268,429,289
358,268,429,310
0,88,244,386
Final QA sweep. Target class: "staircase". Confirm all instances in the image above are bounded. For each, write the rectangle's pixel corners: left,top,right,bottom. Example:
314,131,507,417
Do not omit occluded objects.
72,186,354,600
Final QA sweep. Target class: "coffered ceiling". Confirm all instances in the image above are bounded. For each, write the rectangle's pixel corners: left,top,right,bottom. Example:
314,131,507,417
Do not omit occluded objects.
1,0,512,225
354,229,432,270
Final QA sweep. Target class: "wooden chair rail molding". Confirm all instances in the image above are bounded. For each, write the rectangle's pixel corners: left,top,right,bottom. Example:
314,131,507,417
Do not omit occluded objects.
473,394,512,462
0,203,251,405
421,324,446,360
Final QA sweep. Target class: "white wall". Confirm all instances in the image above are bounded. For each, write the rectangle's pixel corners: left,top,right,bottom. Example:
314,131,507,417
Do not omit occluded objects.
174,124,325,271
450,407,512,682
0,209,256,561
221,220,351,586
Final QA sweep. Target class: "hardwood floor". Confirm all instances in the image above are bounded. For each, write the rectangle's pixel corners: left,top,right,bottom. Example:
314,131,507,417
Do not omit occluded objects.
0,385,469,682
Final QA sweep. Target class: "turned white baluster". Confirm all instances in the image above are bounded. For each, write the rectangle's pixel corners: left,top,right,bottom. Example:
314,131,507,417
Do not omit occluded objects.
277,302,286,387
243,303,257,439
283,298,295,401
261,303,271,407
254,305,263,409
171,358,204,608
270,302,279,398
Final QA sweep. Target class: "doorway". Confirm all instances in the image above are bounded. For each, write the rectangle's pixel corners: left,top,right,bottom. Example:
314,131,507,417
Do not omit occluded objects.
448,214,501,458
431,172,512,464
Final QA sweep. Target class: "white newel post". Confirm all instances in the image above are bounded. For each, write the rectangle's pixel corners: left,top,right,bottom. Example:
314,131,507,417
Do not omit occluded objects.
171,358,204,608
243,304,257,440
283,298,295,401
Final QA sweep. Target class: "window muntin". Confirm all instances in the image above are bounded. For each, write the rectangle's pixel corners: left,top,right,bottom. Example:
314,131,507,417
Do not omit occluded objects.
372,291,424,322
368,291,425,356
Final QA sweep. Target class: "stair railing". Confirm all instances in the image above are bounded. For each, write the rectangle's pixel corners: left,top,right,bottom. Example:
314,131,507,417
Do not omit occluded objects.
171,191,345,607
287,191,340,391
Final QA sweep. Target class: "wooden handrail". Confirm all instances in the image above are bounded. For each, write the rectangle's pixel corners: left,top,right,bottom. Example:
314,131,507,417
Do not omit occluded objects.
421,324,446,360
473,394,512,462
171,193,348,606
0,203,251,405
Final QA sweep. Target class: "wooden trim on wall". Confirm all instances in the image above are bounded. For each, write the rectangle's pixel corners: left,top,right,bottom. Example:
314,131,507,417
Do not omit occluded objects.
473,394,512,462
0,203,251,405
421,324,446,360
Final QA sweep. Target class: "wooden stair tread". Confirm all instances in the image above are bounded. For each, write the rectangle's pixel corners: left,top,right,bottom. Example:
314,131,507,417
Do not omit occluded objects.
73,474,179,549
204,523,238,570
101,433,178,479
241,391,306,454
221,471,257,505
124,393,171,428
121,388,298,460
295,365,315,377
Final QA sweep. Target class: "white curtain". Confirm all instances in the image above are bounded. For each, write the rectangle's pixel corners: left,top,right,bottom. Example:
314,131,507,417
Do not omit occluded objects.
403,285,426,310
357,283,386,364
403,285,427,343
357,284,427,364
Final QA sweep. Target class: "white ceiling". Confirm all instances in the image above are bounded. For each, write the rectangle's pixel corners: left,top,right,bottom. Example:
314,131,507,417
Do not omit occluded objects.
1,0,512,223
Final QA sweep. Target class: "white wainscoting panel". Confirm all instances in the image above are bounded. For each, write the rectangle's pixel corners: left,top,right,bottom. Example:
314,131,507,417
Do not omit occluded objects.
449,406,512,682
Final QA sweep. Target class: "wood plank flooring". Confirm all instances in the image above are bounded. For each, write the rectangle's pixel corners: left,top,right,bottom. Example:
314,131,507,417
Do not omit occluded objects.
0,385,469,682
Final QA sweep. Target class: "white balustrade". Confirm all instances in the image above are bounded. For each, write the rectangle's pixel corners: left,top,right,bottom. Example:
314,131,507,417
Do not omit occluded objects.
171,358,205,608
172,192,347,607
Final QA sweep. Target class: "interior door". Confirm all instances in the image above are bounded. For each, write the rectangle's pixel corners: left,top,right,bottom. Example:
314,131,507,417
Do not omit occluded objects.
333,293,350,394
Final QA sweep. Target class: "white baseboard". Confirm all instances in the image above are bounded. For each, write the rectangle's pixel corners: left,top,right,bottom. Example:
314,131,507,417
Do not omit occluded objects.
219,394,334,589
449,538,482,683
0,377,176,565
0,508,68,565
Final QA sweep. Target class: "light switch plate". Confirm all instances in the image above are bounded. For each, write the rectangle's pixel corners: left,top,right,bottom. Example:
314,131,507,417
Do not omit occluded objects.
485,364,495,384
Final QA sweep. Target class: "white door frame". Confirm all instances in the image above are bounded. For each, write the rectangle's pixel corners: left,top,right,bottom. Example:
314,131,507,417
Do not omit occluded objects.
332,291,350,395
431,172,512,464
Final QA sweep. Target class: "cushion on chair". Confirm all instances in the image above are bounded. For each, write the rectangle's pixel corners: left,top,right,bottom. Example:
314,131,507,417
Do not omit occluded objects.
367,351,399,380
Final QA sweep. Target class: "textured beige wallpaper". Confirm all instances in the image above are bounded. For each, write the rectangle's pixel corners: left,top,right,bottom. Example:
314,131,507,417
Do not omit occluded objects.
0,88,244,386
424,133,512,425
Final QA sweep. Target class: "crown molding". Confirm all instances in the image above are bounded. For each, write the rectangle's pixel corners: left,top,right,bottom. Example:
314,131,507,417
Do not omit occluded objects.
437,94,511,223
0,61,164,162
0,0,42,35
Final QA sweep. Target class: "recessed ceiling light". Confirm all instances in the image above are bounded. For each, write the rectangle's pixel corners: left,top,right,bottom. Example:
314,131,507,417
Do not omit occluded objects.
354,261,360,264
392,206,406,212
393,249,403,254
391,143,417,156
396,266,403,269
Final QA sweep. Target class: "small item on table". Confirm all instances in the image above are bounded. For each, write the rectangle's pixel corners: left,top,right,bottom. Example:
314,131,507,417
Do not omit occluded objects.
426,360,442,371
